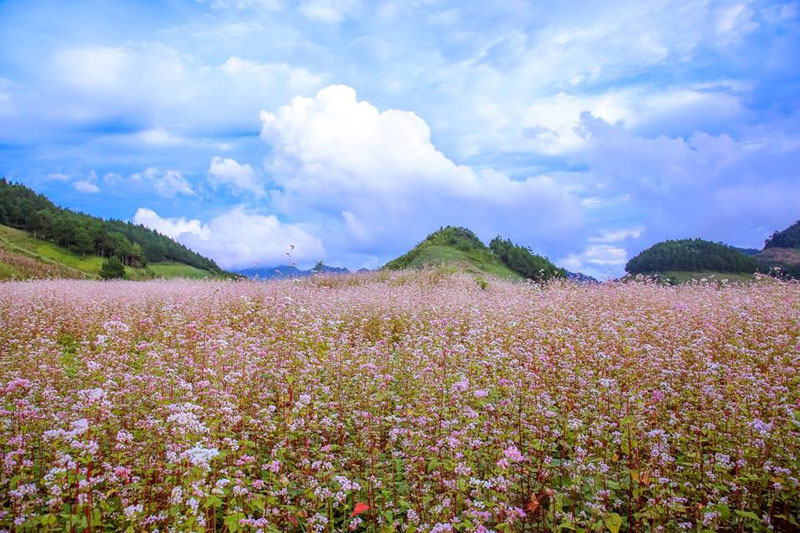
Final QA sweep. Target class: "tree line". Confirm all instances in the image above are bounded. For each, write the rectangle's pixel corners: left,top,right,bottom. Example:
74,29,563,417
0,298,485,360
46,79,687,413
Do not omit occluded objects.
0,179,223,273
764,220,800,249
489,237,566,281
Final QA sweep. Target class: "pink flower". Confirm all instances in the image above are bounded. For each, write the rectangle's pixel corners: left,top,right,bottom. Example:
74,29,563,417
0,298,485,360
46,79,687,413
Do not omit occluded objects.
503,444,525,462
4,378,31,394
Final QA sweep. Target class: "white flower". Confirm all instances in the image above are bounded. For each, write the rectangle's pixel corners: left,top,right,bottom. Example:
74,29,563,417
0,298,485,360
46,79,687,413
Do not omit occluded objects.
181,445,219,470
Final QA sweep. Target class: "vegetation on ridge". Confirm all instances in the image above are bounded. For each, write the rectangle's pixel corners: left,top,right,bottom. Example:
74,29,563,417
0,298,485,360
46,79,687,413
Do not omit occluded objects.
489,237,566,281
384,226,565,281
625,239,759,275
764,219,800,249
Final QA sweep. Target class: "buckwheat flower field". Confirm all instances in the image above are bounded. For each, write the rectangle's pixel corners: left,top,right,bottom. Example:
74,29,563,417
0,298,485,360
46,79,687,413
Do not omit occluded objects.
1,273,799,532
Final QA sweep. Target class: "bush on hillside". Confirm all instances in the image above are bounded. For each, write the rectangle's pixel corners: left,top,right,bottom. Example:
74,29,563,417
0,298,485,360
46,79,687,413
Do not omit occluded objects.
99,256,126,279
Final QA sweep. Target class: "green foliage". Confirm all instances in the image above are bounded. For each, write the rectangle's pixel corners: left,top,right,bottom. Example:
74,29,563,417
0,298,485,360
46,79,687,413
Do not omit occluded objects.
412,226,486,251
0,179,224,274
626,239,759,274
764,220,800,249
148,262,214,279
489,236,566,281
99,256,126,279
384,226,565,281
383,227,519,279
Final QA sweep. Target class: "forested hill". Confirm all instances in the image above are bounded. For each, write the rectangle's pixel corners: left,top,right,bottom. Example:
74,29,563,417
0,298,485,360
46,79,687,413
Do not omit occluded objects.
0,179,224,274
764,220,800,249
625,239,759,274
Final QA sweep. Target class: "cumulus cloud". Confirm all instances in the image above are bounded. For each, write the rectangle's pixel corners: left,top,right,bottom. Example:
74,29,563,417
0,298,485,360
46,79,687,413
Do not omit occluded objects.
258,85,584,262
207,156,265,198
133,207,324,269
133,208,211,240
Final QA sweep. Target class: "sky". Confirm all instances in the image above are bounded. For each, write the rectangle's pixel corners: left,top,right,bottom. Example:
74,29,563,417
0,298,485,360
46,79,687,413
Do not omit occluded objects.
1,0,799,278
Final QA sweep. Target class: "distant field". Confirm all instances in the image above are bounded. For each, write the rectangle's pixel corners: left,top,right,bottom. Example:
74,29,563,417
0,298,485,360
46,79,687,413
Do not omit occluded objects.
1,273,798,531
149,261,215,279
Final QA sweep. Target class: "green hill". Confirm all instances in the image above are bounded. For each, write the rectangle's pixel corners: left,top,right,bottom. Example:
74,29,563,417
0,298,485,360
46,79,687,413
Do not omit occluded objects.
383,226,565,281
626,239,759,274
0,179,229,277
625,238,759,283
754,220,800,278
0,179,233,280
0,223,225,281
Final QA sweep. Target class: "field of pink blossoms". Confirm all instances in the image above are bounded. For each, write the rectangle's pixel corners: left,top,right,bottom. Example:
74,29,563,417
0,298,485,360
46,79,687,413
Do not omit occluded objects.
1,272,799,532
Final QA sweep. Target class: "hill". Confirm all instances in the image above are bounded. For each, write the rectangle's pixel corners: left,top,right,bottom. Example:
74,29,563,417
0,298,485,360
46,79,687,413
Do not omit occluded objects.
383,226,566,281
0,223,225,280
764,219,800,249
0,179,232,280
753,220,800,278
626,239,759,277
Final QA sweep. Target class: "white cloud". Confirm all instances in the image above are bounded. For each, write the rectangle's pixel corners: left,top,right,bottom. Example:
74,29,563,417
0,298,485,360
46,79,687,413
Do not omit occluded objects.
589,227,644,243
573,113,800,257
131,168,196,198
72,180,100,194
558,244,629,280
133,207,324,269
208,156,265,197
20,45,323,139
258,84,583,259
133,208,210,240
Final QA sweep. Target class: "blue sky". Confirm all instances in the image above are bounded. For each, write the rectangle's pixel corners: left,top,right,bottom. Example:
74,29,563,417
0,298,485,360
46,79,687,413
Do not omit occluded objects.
1,0,799,277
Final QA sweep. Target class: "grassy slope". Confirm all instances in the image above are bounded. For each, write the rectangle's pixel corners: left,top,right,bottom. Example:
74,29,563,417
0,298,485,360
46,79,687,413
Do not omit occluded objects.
149,262,216,279
386,244,521,280
0,224,219,280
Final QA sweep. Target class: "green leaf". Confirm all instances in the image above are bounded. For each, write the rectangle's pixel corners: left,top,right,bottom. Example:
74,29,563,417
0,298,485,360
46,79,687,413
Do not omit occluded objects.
604,512,623,533
734,510,760,521
205,495,223,508
225,512,245,532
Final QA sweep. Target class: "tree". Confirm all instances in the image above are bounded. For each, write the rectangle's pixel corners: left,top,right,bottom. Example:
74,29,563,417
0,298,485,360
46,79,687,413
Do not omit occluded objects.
312,260,324,274
99,256,126,279
489,237,566,281
74,227,94,258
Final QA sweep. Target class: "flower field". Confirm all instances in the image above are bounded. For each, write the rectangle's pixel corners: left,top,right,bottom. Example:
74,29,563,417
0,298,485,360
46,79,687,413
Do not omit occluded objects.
1,273,799,532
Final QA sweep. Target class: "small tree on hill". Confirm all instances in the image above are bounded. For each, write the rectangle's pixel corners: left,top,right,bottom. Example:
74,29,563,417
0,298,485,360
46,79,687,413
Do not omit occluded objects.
99,256,126,279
